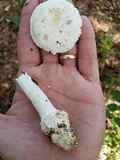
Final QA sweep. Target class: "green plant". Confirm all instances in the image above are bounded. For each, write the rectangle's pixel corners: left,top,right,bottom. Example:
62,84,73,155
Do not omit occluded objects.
11,0,25,29
106,80,120,127
104,74,120,159
104,127,120,160
12,15,21,28
13,63,19,73
99,84,120,159
97,31,115,57
19,0,25,7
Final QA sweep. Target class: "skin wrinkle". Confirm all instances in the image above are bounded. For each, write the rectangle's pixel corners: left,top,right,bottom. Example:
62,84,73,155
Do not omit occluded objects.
78,65,100,84
18,57,41,67
53,98,92,129
50,96,104,129
12,91,25,105
18,66,37,74
55,85,102,106
48,88,100,107
17,46,41,65
51,149,61,160
36,77,102,106
78,52,98,60
41,53,59,63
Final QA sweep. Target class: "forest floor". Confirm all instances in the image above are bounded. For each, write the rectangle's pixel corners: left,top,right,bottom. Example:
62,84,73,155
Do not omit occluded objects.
0,0,120,159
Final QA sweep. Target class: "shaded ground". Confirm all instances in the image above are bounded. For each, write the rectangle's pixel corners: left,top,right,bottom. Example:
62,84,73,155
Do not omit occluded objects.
0,0,120,159
0,0,21,113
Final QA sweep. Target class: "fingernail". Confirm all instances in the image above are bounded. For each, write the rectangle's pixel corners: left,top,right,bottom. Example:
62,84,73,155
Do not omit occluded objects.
24,0,30,6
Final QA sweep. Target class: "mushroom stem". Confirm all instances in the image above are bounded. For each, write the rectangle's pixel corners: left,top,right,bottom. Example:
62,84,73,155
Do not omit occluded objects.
16,73,78,150
16,73,57,119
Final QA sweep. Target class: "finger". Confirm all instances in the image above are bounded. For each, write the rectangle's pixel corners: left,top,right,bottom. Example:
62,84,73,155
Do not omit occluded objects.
41,50,59,63
77,16,100,82
17,0,41,66
59,45,77,67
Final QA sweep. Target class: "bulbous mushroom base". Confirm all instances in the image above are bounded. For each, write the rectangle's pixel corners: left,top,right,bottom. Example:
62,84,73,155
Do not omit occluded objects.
40,110,78,150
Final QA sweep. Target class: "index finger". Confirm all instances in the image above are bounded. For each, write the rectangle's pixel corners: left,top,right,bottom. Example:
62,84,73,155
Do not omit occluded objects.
17,0,40,66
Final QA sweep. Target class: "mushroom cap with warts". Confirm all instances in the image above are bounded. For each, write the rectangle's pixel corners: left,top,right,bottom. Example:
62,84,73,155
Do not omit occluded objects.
30,0,82,55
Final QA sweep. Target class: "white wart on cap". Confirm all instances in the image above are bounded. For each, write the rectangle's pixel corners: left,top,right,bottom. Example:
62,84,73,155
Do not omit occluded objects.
30,0,82,55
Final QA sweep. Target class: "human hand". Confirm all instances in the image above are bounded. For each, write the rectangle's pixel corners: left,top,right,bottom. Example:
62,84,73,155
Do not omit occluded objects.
0,0,105,160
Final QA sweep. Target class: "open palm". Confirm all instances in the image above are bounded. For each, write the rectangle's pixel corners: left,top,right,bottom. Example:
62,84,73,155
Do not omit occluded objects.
0,0,105,160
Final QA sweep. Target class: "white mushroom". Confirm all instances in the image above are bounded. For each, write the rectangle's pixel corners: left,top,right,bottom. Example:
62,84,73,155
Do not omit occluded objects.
16,73,78,150
30,0,82,54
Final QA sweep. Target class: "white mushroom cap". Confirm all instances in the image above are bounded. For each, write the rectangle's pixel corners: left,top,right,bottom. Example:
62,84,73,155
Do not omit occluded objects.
30,0,82,55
